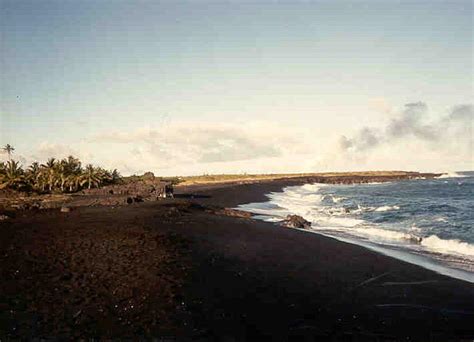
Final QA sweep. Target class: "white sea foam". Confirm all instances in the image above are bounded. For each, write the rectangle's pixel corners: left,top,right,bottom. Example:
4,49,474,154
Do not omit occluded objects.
237,182,474,278
351,205,375,214
345,204,398,214
321,207,347,216
301,183,324,192
437,172,466,179
421,235,474,257
374,205,400,212
351,226,420,243
322,194,346,205
310,215,365,228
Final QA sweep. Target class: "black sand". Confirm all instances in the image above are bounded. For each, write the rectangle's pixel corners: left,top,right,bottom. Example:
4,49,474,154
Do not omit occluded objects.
1,179,473,340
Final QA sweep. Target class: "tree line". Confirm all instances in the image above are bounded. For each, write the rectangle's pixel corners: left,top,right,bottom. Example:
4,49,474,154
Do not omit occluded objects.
0,145,121,193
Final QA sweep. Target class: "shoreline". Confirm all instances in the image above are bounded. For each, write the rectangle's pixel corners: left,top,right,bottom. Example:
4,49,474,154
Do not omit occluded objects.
228,181,474,284
0,171,440,212
1,175,473,339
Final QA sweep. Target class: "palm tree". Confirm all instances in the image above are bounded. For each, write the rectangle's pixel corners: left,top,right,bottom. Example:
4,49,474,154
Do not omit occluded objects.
80,164,102,189
56,161,68,192
26,162,41,190
66,173,82,192
2,144,14,161
111,169,121,183
41,158,57,192
63,155,82,174
1,155,122,193
0,160,25,190
0,162,5,186
60,156,83,192
36,166,49,192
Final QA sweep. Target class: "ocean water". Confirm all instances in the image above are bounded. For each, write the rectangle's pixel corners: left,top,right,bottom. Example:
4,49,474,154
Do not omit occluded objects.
237,172,474,283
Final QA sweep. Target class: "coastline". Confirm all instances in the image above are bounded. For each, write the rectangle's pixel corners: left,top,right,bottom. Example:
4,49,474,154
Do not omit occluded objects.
175,171,441,208
224,180,474,284
1,176,473,340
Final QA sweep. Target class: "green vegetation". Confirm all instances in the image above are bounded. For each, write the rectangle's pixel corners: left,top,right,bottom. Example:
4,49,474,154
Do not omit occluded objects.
2,144,14,161
0,145,121,193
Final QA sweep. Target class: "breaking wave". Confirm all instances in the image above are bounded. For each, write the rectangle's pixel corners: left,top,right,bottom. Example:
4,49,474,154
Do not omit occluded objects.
421,235,474,257
237,176,474,282
375,205,400,212
437,172,466,179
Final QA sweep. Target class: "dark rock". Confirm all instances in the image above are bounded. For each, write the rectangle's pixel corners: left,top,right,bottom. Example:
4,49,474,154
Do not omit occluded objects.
11,203,27,210
84,179,173,199
212,208,253,219
282,215,311,229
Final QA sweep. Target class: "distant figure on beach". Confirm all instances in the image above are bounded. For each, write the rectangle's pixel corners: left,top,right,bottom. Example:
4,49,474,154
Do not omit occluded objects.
165,183,174,198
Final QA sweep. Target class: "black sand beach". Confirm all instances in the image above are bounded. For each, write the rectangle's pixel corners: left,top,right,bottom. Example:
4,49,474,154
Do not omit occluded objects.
1,178,474,340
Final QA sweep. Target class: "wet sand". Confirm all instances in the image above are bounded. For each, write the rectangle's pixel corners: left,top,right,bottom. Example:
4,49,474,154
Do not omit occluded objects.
1,179,474,340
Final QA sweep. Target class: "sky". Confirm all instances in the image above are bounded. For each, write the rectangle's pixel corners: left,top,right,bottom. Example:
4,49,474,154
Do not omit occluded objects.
1,0,472,175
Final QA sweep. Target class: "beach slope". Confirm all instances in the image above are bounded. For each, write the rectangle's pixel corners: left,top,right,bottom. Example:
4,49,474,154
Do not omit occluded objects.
1,176,473,340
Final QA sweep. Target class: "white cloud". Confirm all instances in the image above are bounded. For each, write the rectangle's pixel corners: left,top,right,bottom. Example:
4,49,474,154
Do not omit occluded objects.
89,121,314,175
323,103,473,172
6,103,472,175
368,97,393,114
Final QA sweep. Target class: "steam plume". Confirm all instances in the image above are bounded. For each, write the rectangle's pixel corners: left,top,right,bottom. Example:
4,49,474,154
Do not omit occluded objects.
339,102,473,154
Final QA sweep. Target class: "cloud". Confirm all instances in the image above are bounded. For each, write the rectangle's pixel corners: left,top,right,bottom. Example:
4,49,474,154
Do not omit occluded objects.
0,150,28,165
339,127,380,153
449,104,472,121
90,121,312,175
32,143,79,161
368,97,393,114
332,102,473,171
5,142,96,168
339,102,472,153
8,103,471,175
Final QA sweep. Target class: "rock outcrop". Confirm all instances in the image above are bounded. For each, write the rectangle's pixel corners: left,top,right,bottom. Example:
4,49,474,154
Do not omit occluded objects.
82,180,173,199
212,208,253,219
282,215,311,229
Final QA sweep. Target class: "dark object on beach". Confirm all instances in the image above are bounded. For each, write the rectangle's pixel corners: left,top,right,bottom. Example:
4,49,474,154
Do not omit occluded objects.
126,195,145,204
282,214,311,229
212,207,253,219
163,183,174,198
85,179,174,201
